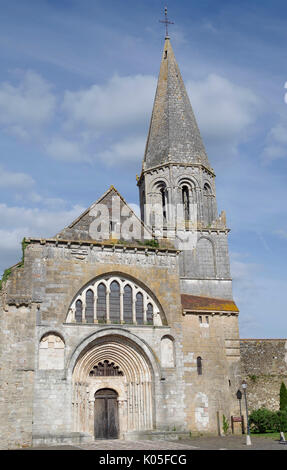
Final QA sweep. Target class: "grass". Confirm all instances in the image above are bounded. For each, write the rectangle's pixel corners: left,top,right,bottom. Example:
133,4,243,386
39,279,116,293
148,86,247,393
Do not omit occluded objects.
251,432,281,440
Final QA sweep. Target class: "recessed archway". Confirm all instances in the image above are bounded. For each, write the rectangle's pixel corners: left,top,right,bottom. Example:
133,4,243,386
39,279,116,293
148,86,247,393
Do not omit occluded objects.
70,330,157,439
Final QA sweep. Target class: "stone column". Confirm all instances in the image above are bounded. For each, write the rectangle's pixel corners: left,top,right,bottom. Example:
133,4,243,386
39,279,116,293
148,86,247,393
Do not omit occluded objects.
106,287,110,323
132,294,136,324
81,296,86,324
94,294,98,323
118,399,128,438
89,398,95,436
143,297,147,324
120,287,124,324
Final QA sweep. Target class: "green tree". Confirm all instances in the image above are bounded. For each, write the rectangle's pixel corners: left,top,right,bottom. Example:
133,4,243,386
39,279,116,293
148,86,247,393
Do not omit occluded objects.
280,382,287,411
276,410,287,432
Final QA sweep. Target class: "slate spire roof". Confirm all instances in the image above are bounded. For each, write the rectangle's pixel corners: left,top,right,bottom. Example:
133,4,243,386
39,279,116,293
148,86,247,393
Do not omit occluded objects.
143,37,210,170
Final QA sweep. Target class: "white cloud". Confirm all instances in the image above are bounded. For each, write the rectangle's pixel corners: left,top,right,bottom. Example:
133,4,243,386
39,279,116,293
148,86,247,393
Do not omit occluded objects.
0,69,262,170
187,74,261,154
0,71,262,168
230,252,263,337
45,136,90,162
0,203,84,238
0,166,35,189
0,71,156,165
0,228,27,251
0,202,85,274
20,191,68,210
262,122,287,163
99,135,146,166
230,253,260,281
1,202,84,229
0,71,56,135
62,74,156,133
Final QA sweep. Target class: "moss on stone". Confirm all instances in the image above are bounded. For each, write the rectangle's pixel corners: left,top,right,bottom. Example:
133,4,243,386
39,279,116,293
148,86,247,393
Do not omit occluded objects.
18,237,29,268
0,267,12,291
0,238,29,290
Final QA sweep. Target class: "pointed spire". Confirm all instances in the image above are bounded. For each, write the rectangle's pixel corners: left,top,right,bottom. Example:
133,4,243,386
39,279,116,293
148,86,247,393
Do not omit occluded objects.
143,38,210,170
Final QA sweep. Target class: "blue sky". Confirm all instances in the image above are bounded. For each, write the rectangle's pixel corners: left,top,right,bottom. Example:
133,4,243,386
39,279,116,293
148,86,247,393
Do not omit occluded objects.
0,0,286,338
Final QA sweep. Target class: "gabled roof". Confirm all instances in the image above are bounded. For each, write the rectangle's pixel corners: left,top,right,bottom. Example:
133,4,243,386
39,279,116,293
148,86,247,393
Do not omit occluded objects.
143,38,210,171
55,185,153,243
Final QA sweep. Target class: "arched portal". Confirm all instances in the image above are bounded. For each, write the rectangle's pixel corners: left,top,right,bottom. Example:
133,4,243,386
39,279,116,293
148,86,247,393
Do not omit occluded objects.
71,333,155,439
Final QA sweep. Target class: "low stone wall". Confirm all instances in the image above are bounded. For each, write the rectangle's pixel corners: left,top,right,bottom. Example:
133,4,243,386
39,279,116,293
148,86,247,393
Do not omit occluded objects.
240,339,287,411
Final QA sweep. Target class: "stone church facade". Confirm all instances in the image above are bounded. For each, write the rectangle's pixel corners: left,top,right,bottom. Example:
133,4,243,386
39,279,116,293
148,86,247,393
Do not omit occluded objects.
1,37,247,449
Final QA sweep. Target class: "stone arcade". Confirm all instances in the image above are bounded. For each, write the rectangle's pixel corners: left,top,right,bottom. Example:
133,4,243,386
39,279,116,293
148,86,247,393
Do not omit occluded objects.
0,35,243,449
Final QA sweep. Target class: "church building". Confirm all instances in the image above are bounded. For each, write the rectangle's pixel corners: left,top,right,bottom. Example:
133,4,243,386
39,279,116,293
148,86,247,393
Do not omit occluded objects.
0,34,241,448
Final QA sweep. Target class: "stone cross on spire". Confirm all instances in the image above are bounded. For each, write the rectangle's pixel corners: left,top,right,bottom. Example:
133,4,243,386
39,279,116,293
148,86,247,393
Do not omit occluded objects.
159,6,174,39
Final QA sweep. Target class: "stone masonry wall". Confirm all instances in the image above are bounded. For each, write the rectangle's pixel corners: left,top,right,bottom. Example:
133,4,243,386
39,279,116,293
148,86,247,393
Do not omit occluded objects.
0,240,185,447
0,238,241,447
0,301,36,449
240,339,287,411
182,313,241,434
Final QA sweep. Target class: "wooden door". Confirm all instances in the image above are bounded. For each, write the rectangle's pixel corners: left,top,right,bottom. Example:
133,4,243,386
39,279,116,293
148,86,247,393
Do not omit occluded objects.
94,388,119,439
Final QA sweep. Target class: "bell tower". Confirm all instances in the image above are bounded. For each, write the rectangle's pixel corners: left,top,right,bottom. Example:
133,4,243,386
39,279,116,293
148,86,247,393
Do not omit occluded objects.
138,36,233,300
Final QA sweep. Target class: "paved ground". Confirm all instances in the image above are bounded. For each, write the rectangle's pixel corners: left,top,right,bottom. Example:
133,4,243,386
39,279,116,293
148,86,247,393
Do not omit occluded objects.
24,435,287,451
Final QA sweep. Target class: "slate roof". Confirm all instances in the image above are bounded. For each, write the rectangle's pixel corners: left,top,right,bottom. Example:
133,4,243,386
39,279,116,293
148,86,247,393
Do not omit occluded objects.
143,38,210,171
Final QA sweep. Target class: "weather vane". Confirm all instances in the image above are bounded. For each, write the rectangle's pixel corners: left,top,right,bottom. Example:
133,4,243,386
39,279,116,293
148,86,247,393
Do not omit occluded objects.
159,6,174,38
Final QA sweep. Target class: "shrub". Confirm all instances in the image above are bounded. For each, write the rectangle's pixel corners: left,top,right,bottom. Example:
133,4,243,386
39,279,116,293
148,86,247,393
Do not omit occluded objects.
249,408,277,433
280,382,287,411
222,414,229,434
249,407,287,433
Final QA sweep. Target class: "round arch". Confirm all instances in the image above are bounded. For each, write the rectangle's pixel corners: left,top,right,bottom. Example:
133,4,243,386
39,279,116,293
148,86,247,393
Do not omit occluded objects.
67,327,161,380
177,175,199,190
65,271,168,326
68,328,159,438
150,176,170,191
203,181,213,195
39,330,65,344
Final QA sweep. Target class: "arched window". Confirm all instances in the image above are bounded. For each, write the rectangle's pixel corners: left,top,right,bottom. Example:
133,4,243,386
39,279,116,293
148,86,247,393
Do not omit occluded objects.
197,356,202,375
85,289,94,323
136,292,144,325
147,303,153,324
67,275,162,326
75,299,83,323
89,360,124,377
160,186,167,224
182,185,190,221
123,285,133,323
203,183,213,225
97,283,106,322
110,281,120,323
